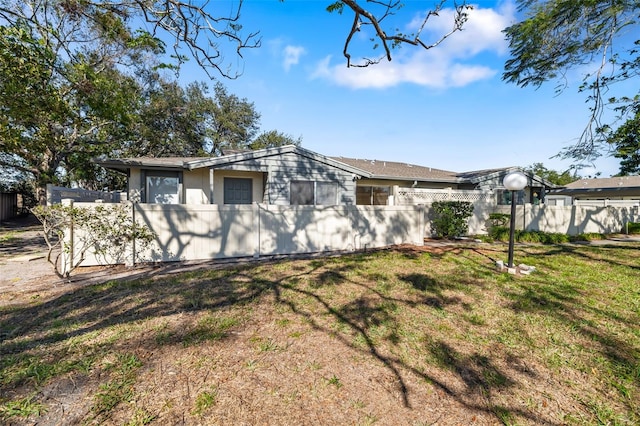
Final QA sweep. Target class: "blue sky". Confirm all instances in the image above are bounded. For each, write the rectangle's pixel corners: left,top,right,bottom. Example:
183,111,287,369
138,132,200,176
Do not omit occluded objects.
179,0,623,177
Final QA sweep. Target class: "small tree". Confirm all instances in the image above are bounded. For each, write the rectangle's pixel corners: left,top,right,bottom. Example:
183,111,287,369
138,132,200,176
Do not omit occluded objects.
431,201,474,239
32,203,155,279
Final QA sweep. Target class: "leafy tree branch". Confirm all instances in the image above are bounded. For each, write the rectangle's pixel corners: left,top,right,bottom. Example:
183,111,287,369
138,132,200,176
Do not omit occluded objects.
32,203,155,279
503,0,640,165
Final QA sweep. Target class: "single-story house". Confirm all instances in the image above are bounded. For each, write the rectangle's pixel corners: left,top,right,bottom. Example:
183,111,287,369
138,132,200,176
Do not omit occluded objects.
95,145,556,206
548,175,640,205
96,145,367,206
331,157,555,206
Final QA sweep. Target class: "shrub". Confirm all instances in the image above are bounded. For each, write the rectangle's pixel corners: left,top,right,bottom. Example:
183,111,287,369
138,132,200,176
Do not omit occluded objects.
488,213,510,227
32,203,155,279
571,233,606,242
431,201,474,239
518,230,544,243
627,222,640,234
540,232,570,244
488,226,570,244
488,226,510,242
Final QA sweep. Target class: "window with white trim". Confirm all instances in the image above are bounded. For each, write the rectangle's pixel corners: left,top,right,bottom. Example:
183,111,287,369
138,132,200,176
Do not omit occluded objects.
145,171,182,204
290,181,338,205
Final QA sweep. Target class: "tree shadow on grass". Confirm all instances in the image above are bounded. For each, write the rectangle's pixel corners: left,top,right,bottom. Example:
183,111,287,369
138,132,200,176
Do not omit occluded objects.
1,246,613,425
519,242,640,271
502,260,640,418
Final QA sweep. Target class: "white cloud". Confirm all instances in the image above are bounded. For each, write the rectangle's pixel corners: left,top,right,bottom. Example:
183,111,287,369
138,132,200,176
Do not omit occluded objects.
283,45,306,71
311,2,515,89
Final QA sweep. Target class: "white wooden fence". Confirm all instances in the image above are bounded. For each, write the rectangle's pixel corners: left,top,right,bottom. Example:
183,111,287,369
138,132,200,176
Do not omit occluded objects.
68,202,425,267
62,199,639,269
493,204,640,235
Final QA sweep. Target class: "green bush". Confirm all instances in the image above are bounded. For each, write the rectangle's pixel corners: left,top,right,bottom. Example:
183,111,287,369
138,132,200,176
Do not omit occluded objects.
488,225,511,242
488,226,570,244
571,233,606,242
518,230,544,243
541,232,570,244
488,213,510,227
627,222,640,234
431,201,474,239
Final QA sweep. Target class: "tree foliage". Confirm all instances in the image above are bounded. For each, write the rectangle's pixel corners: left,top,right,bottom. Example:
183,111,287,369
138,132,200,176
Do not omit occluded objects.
524,163,580,186
1,0,472,197
0,0,257,80
0,10,290,197
503,0,640,164
608,107,640,175
207,82,261,156
0,2,161,198
250,130,302,151
1,0,472,78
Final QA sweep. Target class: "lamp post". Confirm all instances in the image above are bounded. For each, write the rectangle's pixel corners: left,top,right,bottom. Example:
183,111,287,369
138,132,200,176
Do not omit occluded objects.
503,171,528,268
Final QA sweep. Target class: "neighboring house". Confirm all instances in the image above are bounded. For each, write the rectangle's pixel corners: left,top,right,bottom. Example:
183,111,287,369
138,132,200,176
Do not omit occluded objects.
331,157,556,206
457,167,556,206
548,176,640,205
95,145,556,207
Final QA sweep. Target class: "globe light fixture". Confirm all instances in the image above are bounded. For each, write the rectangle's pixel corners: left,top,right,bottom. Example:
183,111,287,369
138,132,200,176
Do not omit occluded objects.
503,171,528,268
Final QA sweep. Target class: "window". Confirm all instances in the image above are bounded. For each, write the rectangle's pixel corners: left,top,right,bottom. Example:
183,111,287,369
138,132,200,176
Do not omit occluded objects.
356,186,390,205
316,182,337,205
146,171,181,204
497,189,525,205
290,181,337,205
224,178,252,204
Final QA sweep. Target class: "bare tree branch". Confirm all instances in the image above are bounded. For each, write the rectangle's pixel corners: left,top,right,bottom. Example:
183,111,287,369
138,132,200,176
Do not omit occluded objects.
339,0,472,68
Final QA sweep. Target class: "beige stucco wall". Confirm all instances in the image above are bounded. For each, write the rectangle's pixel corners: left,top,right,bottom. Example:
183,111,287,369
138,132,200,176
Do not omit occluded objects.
183,168,208,204
128,168,265,205
212,170,265,205
128,169,142,203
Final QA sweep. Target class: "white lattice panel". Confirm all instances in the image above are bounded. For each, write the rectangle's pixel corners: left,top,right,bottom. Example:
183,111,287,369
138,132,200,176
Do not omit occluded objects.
397,188,494,205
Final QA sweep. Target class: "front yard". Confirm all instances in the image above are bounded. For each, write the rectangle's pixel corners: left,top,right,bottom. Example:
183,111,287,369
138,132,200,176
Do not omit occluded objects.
1,241,639,425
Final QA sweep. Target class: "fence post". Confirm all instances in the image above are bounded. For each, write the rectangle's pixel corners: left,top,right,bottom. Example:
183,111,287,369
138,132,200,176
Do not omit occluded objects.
125,201,135,267
253,202,260,259
61,198,74,276
417,204,425,246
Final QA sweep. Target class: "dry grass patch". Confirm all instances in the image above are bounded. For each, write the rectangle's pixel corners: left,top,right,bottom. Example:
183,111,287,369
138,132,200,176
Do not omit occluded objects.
1,242,639,425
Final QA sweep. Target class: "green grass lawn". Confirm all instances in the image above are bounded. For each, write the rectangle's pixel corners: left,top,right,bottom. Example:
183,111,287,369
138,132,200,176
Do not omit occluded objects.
1,242,639,425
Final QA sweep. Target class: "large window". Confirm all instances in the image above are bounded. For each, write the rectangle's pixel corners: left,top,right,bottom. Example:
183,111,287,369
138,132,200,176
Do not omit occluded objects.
290,181,337,205
497,189,525,206
224,178,253,204
146,171,182,204
356,186,390,205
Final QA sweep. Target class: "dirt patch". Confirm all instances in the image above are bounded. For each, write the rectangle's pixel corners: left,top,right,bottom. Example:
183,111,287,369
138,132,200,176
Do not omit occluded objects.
0,215,59,296
2,226,638,425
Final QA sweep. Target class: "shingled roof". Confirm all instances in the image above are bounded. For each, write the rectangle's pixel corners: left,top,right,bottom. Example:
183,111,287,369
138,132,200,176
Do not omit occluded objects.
551,175,640,197
330,157,459,182
564,176,640,189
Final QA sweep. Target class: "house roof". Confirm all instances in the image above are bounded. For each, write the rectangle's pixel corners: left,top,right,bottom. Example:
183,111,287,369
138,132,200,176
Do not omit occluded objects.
95,145,370,177
95,146,556,189
330,157,459,182
551,176,640,197
96,156,212,172
457,167,559,188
